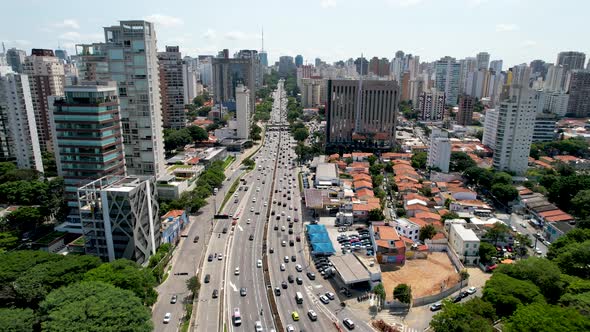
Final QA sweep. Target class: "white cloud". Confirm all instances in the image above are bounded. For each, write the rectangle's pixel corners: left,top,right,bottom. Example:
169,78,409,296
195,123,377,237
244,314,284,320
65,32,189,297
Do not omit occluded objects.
522,40,537,47
203,29,216,40
53,19,80,29
144,14,184,27
387,0,424,7
495,23,519,32
320,0,337,8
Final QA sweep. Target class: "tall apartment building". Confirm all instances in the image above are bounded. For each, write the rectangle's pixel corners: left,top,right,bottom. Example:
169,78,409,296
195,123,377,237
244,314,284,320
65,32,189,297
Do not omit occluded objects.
418,88,446,121
541,90,569,116
182,61,199,104
259,51,268,67
427,128,451,173
544,65,565,92
235,84,250,139
301,78,326,108
566,70,590,117
492,86,538,175
158,46,186,129
76,21,165,177
78,175,159,264
49,82,126,233
489,60,503,74
197,56,213,86
476,52,490,71
435,56,461,106
557,51,586,72
295,54,303,67
326,79,398,147
6,48,26,73
212,54,258,112
0,66,43,172
23,49,65,152
457,95,475,126
533,113,557,142
279,56,295,75
482,109,499,149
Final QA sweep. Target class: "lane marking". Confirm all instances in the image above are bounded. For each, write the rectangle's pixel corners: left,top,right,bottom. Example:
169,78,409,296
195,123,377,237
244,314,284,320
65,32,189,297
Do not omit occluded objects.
229,281,237,292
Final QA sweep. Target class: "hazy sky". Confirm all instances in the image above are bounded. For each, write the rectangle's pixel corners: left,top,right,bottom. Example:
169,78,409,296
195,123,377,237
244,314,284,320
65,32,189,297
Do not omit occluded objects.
1,0,588,68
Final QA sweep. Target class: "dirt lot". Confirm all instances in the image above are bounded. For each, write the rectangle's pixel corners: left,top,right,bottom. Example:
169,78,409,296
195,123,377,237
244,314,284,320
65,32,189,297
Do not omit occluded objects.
381,252,460,300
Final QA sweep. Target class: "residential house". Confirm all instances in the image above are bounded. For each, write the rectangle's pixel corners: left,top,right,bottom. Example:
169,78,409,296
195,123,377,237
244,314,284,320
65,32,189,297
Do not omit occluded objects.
392,218,421,242
373,224,406,265
449,222,480,265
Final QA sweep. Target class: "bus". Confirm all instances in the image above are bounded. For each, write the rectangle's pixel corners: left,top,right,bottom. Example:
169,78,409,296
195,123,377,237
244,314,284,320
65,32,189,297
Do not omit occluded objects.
295,292,303,304
232,307,242,325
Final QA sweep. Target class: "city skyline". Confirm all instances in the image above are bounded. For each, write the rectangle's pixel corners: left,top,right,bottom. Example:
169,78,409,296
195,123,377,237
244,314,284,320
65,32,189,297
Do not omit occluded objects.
1,0,588,68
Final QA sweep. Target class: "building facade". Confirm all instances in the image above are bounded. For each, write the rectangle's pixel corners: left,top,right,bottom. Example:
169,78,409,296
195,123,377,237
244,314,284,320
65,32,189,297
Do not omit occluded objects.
557,51,586,72
427,128,451,173
457,95,475,126
235,84,250,139
533,113,557,142
23,49,65,152
0,66,43,172
49,82,126,232
482,108,499,149
158,46,186,129
78,175,160,264
6,48,26,73
182,61,199,104
449,222,480,265
326,79,398,148
418,88,446,121
301,78,326,108
212,55,257,112
435,56,461,106
279,56,295,75
493,86,537,175
566,70,590,117
476,52,490,71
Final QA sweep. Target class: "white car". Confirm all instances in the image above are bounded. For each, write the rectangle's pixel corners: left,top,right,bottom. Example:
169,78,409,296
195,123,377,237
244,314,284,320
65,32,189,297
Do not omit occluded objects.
284,256,289,263
319,295,330,304
235,267,240,275
247,218,251,224
286,325,295,332
163,312,171,324
250,207,254,212
255,321,263,332
280,263,286,271
467,287,477,294
218,254,223,260
295,264,303,272
257,259,262,268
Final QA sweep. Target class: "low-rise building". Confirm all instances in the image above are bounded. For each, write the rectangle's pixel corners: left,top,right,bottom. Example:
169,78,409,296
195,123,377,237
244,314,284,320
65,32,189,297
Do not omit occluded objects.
373,224,406,265
160,210,189,244
392,218,421,242
315,163,340,187
448,222,480,265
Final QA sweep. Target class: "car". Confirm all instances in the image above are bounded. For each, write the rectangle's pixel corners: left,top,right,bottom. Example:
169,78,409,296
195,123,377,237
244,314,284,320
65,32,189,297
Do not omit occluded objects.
212,289,219,298
204,274,211,283
274,225,279,230
284,256,289,263
281,226,285,231
257,259,262,268
459,291,469,298
282,281,288,289
452,295,462,303
255,320,263,332
467,287,477,294
235,267,240,275
296,235,301,242
247,218,251,224
250,207,254,212
291,255,296,262
286,325,295,332
193,236,199,243
170,295,177,304
288,274,294,283
307,309,318,321
325,292,335,300
291,311,299,321
296,277,303,285
240,287,247,296
288,229,293,234
275,287,281,295
218,253,223,260
343,318,355,329
208,254,213,262
295,264,303,272
289,240,294,246
429,303,442,311
249,234,254,241
163,312,171,324
280,263,286,271
319,295,330,304
307,272,316,280
222,227,228,234
269,247,274,254
282,240,287,247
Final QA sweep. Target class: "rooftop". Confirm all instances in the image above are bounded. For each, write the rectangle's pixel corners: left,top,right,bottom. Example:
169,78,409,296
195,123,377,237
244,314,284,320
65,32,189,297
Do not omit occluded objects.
451,223,480,242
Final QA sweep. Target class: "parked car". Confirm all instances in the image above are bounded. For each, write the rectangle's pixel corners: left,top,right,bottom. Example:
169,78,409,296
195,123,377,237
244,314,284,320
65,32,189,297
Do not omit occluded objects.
343,318,355,330
467,287,477,294
429,303,442,311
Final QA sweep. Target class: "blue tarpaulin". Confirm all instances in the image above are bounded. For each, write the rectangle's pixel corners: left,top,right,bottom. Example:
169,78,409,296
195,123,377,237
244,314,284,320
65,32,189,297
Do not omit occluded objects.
306,224,335,255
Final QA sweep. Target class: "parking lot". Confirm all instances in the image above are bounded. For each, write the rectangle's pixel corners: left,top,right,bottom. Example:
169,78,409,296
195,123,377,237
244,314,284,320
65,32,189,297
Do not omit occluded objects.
319,217,375,258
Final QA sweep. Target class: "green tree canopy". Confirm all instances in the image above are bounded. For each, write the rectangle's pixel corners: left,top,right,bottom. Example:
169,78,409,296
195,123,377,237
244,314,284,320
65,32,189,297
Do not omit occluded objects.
5,206,43,235
504,303,590,332
187,125,209,142
482,273,545,317
84,259,157,306
479,242,497,265
430,298,495,332
450,152,477,172
393,283,412,304
39,281,152,332
551,240,590,279
493,172,513,185
0,308,36,332
490,183,518,203
372,282,386,301
572,190,590,218
368,208,385,221
484,222,511,246
419,224,437,242
293,127,309,142
0,162,17,178
411,151,427,170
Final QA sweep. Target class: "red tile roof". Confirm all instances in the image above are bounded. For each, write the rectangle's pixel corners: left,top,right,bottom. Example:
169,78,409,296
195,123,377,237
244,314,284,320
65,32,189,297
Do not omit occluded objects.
162,210,184,219
415,212,442,221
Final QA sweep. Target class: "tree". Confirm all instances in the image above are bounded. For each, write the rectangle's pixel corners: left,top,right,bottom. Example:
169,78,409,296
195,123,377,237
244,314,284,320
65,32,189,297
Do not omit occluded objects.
367,155,378,166
0,308,36,332
243,158,255,170
368,208,385,221
411,151,427,170
293,127,309,142
84,259,158,306
504,303,590,332
482,273,545,317
514,233,532,258
164,128,191,151
39,281,152,332
430,299,495,332
5,206,43,235
547,228,590,260
441,211,460,223
493,172,513,185
496,257,565,303
572,190,590,218
484,222,511,246
419,224,437,242
187,125,209,142
0,231,19,252
372,174,384,188
384,162,393,173
393,283,412,304
490,183,518,203
372,283,386,301
187,276,201,296
450,152,477,172
250,123,262,141
479,242,497,265
551,240,590,279
369,163,384,176
0,162,17,178
192,95,205,107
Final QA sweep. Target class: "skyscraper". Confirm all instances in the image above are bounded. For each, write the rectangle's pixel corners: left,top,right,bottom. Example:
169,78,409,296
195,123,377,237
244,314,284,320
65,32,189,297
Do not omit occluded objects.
427,128,451,173
435,56,461,106
489,60,503,74
354,57,369,76
23,49,65,152
78,175,160,264
54,49,69,63
295,54,303,67
235,84,250,139
6,48,26,73
182,57,199,105
476,52,490,71
544,65,565,92
566,70,590,117
49,82,126,232
212,52,258,112
259,51,268,67
326,79,398,147
457,95,475,126
278,56,295,75
556,51,586,72
99,20,165,177
482,109,499,149
492,86,537,175
315,58,322,67
0,65,43,172
418,88,446,121
158,46,186,129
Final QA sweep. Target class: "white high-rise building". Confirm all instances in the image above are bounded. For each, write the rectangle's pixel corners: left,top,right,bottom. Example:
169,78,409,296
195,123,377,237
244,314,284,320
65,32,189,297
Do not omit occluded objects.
182,62,199,103
197,56,213,86
490,60,503,74
543,65,565,92
435,56,461,106
492,86,538,175
476,52,490,71
0,66,43,172
102,20,166,177
418,88,446,121
427,128,451,173
235,84,250,139
482,109,499,149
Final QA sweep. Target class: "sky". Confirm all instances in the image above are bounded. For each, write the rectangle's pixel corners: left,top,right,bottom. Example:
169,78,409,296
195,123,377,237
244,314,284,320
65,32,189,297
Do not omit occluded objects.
1,0,588,68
